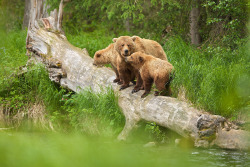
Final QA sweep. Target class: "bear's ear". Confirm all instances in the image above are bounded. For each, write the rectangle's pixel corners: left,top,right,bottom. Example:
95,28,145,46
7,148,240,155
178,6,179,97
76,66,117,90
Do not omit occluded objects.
112,38,118,43
131,36,137,41
96,53,101,58
139,56,144,63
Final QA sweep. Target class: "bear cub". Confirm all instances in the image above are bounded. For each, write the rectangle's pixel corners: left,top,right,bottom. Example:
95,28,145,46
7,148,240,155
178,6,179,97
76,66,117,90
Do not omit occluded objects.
126,52,174,98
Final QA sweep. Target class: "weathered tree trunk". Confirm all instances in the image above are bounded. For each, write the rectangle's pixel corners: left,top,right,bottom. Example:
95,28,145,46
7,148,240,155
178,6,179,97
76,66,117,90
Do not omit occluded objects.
190,0,201,46
22,0,31,29
25,4,250,151
26,0,69,46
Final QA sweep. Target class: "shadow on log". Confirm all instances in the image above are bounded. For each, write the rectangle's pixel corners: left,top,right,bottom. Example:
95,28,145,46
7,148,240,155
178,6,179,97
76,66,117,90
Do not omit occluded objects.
26,16,250,150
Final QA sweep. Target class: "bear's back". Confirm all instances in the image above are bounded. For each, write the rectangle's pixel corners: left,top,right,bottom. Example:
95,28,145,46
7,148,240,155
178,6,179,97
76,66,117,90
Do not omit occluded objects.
135,37,168,61
144,57,172,78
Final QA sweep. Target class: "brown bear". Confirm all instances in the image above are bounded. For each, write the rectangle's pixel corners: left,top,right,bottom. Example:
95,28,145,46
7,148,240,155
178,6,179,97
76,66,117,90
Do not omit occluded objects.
93,43,135,84
93,43,120,83
113,36,168,92
125,51,174,98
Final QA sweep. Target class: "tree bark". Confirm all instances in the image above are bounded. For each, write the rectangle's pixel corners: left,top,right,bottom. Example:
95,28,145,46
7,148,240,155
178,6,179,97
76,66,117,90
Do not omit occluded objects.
22,0,31,29
190,0,201,46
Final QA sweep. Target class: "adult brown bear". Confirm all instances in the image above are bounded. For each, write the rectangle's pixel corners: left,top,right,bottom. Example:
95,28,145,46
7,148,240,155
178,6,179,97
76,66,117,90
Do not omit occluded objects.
93,43,135,85
113,36,168,92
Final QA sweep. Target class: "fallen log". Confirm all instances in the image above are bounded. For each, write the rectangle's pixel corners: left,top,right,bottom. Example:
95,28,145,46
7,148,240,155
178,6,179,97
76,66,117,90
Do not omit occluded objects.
26,16,250,150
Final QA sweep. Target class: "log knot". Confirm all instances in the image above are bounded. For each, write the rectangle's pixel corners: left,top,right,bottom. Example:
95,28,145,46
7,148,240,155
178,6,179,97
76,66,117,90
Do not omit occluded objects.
197,114,225,141
48,68,66,83
45,58,66,83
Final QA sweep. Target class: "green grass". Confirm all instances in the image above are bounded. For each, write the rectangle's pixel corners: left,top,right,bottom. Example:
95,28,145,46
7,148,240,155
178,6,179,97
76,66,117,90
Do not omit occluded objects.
164,36,250,118
66,28,131,57
63,87,125,136
0,63,125,137
66,29,115,57
0,30,27,83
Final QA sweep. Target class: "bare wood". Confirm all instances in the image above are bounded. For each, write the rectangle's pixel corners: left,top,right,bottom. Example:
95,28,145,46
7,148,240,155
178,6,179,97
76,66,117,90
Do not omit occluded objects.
22,0,31,29
57,0,70,33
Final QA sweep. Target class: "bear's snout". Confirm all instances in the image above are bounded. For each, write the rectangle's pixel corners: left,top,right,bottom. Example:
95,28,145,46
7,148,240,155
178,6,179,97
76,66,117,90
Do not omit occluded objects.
124,49,129,55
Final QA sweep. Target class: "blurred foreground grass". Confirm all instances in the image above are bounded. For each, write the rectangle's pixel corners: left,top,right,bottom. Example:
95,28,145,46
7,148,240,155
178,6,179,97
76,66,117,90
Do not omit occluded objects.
0,129,249,167
0,131,191,167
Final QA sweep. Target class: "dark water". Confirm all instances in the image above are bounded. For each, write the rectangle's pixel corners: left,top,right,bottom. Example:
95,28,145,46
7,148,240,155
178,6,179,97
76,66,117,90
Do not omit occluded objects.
188,148,249,167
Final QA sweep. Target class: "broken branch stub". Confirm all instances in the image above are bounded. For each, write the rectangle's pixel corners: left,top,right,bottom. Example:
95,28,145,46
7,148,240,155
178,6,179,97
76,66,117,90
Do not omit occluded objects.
26,17,250,150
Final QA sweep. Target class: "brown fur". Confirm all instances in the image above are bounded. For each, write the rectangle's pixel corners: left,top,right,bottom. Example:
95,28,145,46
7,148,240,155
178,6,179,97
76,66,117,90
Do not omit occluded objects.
126,52,174,98
131,36,168,61
93,44,121,83
93,43,135,84
113,36,168,91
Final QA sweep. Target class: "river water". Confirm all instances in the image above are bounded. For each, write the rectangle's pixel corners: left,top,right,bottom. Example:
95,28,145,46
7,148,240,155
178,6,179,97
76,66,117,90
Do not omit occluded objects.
188,148,249,167
131,145,250,167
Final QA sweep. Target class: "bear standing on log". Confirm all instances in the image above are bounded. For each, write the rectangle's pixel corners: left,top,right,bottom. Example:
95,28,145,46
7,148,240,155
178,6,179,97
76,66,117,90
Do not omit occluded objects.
125,52,174,98
93,43,136,85
93,44,121,83
112,36,168,93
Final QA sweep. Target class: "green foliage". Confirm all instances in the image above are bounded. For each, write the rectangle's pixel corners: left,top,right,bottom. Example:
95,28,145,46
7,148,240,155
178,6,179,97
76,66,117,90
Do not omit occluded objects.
145,122,167,142
62,87,125,136
202,0,248,47
66,28,126,57
0,30,27,82
0,64,66,118
0,0,25,31
165,36,249,117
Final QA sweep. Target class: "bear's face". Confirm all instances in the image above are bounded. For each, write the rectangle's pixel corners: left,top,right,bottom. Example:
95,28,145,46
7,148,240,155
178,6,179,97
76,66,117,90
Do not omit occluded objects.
113,36,136,58
125,52,145,68
93,50,108,66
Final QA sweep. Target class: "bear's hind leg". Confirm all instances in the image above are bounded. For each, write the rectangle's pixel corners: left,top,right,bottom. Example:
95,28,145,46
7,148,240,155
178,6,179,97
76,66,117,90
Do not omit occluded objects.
132,70,143,93
141,78,153,98
119,70,132,90
154,77,168,96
